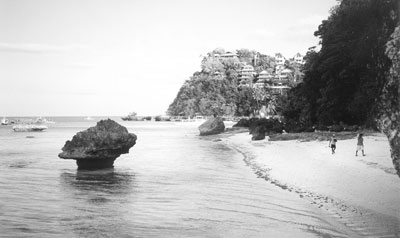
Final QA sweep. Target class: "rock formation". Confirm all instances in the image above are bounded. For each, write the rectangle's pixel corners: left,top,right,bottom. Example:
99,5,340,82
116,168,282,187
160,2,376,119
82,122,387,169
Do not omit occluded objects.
251,126,266,141
378,25,400,177
58,119,137,169
198,117,225,136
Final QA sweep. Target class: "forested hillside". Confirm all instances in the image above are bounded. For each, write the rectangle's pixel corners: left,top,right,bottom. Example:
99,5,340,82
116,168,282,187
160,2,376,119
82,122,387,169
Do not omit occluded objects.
167,49,290,117
283,0,398,128
168,0,399,131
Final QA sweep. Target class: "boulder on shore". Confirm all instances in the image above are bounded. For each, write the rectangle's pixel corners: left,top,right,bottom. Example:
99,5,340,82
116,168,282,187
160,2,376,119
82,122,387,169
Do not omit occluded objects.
198,117,225,136
58,119,137,169
251,126,266,141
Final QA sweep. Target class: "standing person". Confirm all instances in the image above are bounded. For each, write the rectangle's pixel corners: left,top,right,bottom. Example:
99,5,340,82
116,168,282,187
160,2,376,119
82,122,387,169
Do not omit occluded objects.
356,133,366,156
329,134,337,154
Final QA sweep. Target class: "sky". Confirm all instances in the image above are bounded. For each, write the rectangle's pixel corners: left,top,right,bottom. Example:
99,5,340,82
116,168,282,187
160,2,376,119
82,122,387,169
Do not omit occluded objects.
0,0,338,116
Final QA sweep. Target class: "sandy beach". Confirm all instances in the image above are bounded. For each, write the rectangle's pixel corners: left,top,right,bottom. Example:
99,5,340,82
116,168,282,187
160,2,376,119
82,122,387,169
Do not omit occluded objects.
222,131,400,236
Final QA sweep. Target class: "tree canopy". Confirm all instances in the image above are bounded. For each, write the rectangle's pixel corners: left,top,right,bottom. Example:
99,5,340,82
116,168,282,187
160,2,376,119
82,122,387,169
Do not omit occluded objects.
283,0,398,127
167,48,286,117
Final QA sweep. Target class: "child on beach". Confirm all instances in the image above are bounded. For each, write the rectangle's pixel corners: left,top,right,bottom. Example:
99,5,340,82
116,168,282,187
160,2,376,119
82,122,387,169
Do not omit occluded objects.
356,133,365,156
328,134,337,154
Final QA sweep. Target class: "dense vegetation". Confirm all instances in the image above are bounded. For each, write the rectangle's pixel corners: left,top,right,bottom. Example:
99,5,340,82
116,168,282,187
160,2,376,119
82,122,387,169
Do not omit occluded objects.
283,0,398,129
167,49,293,117
168,0,399,132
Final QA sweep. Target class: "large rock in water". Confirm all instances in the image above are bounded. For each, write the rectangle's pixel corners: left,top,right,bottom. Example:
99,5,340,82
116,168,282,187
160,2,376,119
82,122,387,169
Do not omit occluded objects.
58,119,137,169
198,117,225,136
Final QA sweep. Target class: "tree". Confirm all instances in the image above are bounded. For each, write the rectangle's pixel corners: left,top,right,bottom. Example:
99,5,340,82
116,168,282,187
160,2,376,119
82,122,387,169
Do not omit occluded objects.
201,57,224,74
168,48,284,118
236,49,257,66
254,54,276,73
283,0,398,127
167,71,239,117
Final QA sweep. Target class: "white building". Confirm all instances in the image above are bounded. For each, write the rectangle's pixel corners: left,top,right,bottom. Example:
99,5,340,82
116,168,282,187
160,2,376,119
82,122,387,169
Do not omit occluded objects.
254,70,273,88
239,65,256,87
274,53,285,73
219,52,237,59
275,53,285,65
293,52,305,64
279,68,293,79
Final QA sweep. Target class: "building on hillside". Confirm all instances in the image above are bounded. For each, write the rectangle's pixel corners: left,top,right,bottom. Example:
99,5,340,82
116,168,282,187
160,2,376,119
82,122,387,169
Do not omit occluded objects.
254,70,273,88
293,52,305,64
219,52,237,59
275,53,285,65
212,71,225,79
279,68,293,79
270,73,291,95
238,64,256,87
274,53,285,73
252,68,293,95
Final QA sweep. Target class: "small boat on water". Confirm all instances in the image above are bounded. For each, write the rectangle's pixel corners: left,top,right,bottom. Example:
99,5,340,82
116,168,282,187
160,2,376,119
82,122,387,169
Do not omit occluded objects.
12,124,48,132
1,117,9,125
36,117,55,124
172,115,207,126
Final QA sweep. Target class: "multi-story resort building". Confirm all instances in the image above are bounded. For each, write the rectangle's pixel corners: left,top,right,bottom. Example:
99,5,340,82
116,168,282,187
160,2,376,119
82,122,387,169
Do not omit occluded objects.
254,69,293,95
214,52,238,59
274,53,286,73
275,53,285,65
254,70,273,88
239,64,256,87
213,50,304,94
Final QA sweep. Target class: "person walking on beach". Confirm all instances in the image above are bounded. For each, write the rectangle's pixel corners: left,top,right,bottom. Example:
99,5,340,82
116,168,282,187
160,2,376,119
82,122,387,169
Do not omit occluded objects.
329,134,337,154
356,133,365,156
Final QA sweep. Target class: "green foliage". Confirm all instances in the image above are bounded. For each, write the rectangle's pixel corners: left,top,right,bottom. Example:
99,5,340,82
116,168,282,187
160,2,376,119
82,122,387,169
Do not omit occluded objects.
254,54,276,73
249,118,283,135
236,49,257,65
283,0,398,128
167,72,239,117
168,48,280,117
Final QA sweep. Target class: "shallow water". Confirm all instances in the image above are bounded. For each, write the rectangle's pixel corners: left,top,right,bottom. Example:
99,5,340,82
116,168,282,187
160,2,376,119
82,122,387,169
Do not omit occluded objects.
0,118,380,237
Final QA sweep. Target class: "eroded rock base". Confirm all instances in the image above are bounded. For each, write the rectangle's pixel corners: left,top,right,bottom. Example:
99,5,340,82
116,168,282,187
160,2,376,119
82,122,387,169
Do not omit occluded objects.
76,158,116,170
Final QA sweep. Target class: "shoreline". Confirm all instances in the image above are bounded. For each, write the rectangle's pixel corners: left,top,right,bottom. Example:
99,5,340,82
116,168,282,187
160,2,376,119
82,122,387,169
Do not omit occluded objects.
219,129,400,236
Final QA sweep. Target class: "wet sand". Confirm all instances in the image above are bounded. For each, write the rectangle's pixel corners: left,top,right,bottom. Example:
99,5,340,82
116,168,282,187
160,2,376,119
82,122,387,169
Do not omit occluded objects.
222,131,400,237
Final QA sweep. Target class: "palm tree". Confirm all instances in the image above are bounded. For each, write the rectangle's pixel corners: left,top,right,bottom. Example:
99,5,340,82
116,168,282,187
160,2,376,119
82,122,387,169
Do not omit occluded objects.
265,95,277,118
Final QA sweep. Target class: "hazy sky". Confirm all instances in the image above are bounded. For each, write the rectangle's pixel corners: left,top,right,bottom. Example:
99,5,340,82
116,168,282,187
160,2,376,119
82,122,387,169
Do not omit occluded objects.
0,0,337,116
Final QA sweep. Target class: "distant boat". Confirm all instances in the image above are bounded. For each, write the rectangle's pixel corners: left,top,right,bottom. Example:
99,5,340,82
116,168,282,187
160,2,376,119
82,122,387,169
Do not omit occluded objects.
36,117,55,124
1,117,9,125
12,124,48,132
84,116,94,121
172,115,207,125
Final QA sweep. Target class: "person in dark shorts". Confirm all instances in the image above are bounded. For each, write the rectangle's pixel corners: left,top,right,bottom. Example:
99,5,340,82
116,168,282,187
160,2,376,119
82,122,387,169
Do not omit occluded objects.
356,133,365,156
328,134,337,154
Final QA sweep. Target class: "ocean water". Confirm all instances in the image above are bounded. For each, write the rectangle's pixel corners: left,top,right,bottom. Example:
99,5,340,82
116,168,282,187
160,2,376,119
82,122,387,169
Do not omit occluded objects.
0,117,386,237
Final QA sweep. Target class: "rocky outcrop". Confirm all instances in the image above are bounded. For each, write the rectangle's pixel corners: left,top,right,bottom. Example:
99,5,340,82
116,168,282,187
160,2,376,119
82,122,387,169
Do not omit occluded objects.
58,119,137,169
198,117,225,136
233,118,259,128
378,26,400,178
251,126,266,141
